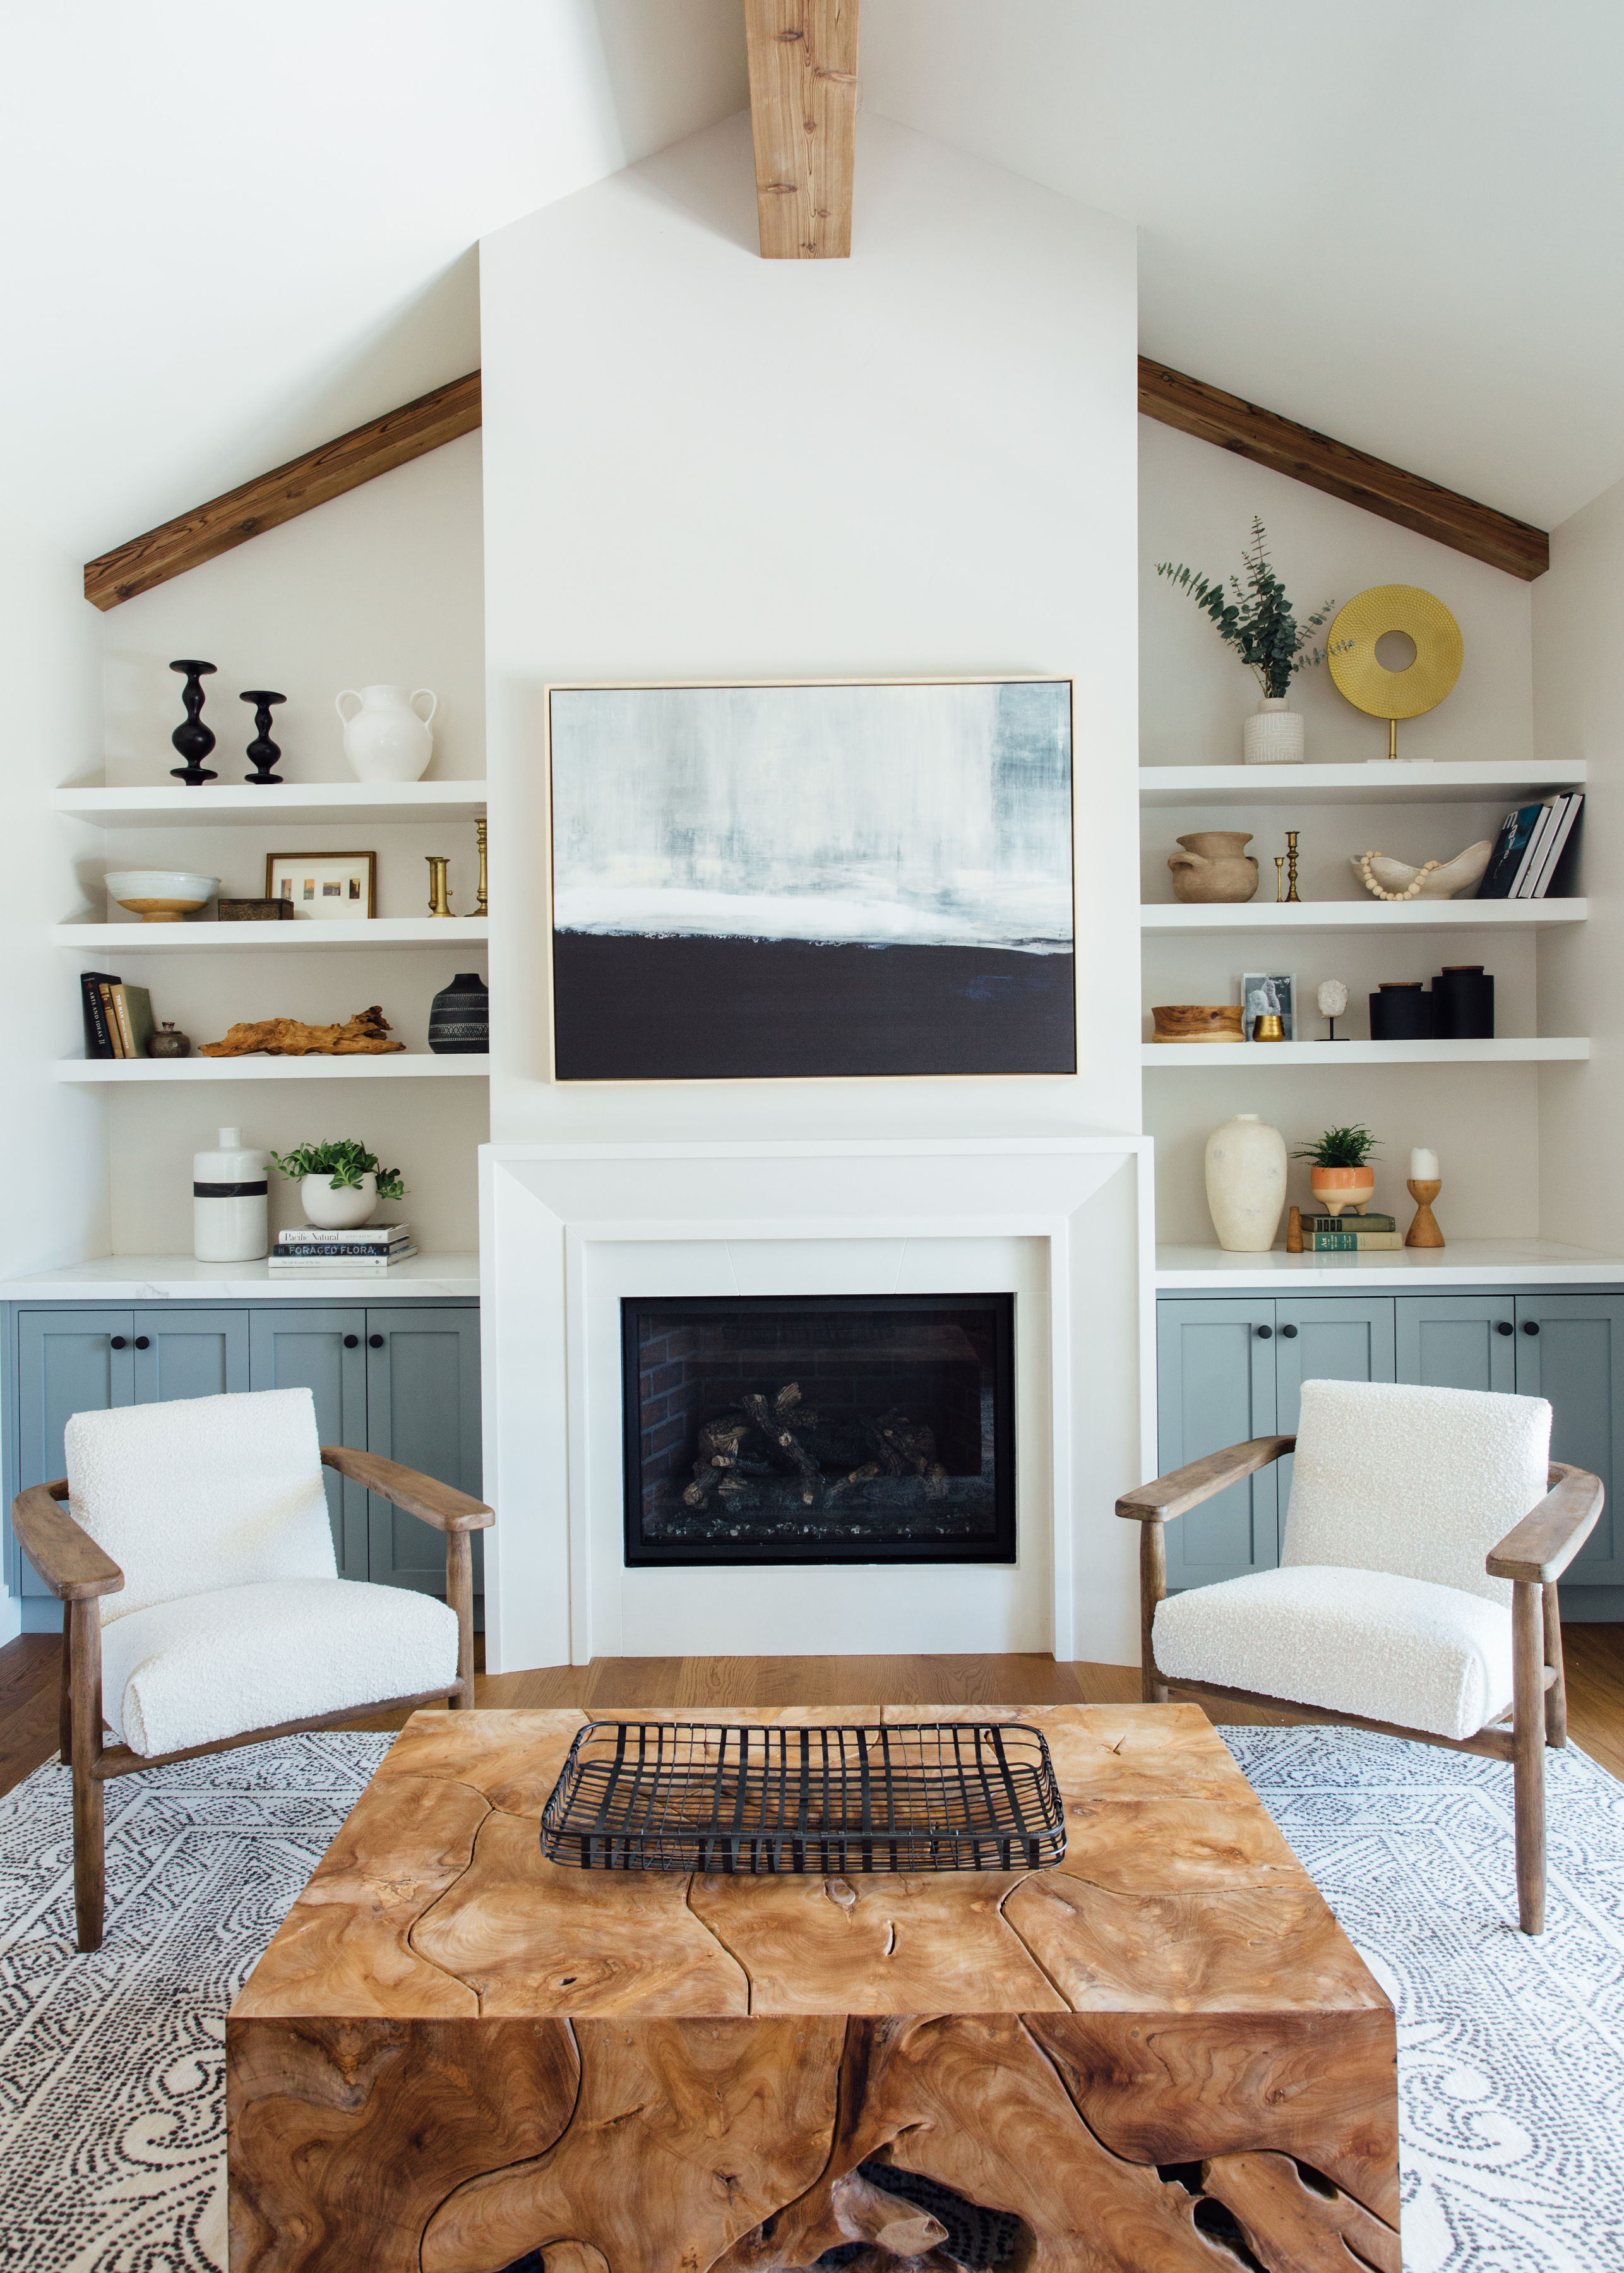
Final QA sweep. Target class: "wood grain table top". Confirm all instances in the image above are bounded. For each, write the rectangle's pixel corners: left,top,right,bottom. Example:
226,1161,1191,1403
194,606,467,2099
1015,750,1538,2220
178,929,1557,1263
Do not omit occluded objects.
233,1703,1388,2025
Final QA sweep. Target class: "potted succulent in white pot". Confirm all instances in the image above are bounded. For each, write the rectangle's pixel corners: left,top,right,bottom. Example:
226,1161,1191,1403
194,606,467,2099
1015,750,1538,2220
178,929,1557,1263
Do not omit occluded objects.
1157,518,1336,764
268,1139,405,1229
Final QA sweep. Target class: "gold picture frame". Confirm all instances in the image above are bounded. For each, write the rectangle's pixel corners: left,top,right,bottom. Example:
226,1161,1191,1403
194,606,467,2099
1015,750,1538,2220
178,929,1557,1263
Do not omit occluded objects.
265,851,378,920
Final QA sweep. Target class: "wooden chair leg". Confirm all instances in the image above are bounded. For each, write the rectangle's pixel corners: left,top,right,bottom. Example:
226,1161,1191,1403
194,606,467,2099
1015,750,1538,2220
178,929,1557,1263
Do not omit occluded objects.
1512,1580,1546,1935
67,1598,105,1952
59,1624,73,1767
445,1530,475,1710
1543,1582,1568,1747
1139,1524,1169,1705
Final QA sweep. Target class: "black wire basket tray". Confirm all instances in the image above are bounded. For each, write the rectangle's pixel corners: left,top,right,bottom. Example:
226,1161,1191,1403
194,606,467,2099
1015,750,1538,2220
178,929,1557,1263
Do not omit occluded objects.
538,1719,1066,1874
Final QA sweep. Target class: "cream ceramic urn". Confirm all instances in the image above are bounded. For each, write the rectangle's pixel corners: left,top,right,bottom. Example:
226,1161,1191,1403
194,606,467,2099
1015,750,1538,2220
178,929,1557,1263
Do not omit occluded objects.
1204,1114,1287,1252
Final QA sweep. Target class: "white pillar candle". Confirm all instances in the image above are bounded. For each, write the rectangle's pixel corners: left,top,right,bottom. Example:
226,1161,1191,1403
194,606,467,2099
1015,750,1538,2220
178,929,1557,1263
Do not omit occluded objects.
1410,1147,1440,1181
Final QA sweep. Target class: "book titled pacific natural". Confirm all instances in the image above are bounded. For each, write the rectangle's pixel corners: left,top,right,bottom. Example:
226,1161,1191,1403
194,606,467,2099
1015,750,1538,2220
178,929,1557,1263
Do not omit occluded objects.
546,681,1077,1081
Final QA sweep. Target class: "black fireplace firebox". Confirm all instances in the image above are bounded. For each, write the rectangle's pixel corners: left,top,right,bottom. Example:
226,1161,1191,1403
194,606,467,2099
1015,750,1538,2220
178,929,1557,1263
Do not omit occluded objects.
623,1293,1016,1567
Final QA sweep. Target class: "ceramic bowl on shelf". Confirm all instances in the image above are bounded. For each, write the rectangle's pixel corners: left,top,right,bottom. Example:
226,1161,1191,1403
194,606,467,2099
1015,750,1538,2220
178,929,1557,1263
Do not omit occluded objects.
104,869,220,922
1150,1005,1245,1043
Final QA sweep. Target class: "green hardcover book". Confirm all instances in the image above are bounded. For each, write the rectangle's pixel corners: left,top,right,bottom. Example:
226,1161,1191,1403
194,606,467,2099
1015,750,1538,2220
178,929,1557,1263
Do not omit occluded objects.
1310,1231,1403,1251
1305,1214,1397,1232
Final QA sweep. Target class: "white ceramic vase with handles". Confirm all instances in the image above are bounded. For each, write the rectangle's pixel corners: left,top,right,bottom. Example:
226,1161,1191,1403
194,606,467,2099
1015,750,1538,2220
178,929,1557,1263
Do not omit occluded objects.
335,686,437,783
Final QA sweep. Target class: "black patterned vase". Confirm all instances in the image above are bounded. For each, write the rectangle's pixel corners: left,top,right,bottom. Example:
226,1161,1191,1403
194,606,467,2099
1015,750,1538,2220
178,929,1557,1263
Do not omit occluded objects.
427,971,489,1054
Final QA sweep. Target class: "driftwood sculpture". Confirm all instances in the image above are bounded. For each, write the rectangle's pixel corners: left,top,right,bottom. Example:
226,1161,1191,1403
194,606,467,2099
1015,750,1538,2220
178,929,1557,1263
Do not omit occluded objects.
200,1005,402,1056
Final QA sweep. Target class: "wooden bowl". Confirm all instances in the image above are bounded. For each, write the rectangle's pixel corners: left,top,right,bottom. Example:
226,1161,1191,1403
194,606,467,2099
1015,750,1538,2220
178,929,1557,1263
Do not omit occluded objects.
1150,1005,1245,1044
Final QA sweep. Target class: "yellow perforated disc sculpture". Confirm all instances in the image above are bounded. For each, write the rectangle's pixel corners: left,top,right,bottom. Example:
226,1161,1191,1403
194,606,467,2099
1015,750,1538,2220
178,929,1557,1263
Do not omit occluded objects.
1328,584,1464,757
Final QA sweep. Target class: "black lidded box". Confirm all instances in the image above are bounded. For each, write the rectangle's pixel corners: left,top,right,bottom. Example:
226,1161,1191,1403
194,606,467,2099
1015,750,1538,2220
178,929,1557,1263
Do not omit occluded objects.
1369,982,1433,1041
1433,964,1494,1039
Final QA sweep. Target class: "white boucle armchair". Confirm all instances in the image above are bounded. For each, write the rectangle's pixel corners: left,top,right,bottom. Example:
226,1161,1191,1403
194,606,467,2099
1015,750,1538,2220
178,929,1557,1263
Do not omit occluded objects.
1118,1379,1603,1935
11,1387,493,1952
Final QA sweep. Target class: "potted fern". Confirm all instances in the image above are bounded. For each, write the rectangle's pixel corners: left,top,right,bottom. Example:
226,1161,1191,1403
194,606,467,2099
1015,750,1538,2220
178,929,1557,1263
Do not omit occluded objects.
1292,1125,1380,1218
268,1139,405,1230
1157,518,1335,765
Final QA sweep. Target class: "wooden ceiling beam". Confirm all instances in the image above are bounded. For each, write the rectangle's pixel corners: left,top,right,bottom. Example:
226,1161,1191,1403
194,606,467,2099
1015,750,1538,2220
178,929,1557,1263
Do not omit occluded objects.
83,370,482,609
744,0,859,260
1138,356,1548,580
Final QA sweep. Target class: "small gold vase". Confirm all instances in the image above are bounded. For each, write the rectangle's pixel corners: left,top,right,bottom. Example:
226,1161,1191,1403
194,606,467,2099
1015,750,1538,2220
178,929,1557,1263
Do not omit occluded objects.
1252,1012,1286,1042
426,855,454,917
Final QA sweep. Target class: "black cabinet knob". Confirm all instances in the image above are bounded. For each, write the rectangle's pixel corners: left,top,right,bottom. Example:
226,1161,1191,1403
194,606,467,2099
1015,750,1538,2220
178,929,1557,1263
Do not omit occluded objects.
1496,1320,1515,1336
109,1335,126,1349
1256,1325,1273,1339
1523,1320,1541,1336
368,1334,385,1349
1280,1323,1299,1339
133,1335,150,1350
343,1334,359,1349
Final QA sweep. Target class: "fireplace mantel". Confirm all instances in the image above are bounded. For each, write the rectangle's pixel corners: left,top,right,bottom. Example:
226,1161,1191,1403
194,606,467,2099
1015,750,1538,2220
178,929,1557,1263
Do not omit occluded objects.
479,1138,1152,1674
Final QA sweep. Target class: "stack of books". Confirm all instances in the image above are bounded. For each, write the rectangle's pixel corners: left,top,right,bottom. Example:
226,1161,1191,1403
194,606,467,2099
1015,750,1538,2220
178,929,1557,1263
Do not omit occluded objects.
267,1224,418,1272
1476,793,1584,900
80,972,154,1058
1306,1212,1401,1252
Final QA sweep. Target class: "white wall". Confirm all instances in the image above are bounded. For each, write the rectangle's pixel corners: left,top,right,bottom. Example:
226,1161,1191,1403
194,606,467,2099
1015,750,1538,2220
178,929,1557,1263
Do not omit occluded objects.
1534,475,1623,1249
480,110,1141,1147
1139,415,1546,1242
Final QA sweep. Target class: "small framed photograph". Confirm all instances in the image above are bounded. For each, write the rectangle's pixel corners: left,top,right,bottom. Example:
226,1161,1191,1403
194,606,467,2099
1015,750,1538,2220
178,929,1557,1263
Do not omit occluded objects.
1240,970,1296,1041
265,852,377,921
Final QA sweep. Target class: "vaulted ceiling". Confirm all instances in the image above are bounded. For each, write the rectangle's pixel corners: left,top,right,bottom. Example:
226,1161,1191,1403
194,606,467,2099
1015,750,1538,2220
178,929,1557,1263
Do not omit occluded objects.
8,1,1623,564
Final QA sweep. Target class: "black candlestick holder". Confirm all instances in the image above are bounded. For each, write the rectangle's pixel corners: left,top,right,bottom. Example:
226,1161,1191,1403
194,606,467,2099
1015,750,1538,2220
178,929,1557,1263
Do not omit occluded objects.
240,689,286,784
169,660,218,785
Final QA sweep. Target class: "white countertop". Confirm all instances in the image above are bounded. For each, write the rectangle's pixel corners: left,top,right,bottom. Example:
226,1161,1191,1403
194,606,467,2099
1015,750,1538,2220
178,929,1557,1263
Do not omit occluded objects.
0,1253,480,1300
1156,1240,1624,1289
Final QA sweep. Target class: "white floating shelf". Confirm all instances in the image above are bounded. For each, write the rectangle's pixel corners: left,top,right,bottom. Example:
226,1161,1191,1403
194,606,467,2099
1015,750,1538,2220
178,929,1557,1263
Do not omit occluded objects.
53,918,488,952
56,1054,490,1082
1155,1239,1624,1289
1142,1037,1589,1068
53,781,487,829
1138,761,1585,809
1141,898,1586,936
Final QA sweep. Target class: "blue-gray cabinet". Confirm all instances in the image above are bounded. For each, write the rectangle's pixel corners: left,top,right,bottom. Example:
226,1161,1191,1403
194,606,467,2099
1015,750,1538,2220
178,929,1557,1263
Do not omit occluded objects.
1157,1287,1623,1594
4,1298,480,1627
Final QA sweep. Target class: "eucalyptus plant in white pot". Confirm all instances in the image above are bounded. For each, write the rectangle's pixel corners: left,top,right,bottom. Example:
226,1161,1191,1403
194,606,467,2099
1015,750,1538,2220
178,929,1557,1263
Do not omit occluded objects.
1157,518,1336,763
268,1139,405,1229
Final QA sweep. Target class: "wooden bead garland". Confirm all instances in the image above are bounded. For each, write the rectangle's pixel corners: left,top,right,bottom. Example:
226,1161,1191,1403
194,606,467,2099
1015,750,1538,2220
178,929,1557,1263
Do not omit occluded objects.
1358,851,1442,902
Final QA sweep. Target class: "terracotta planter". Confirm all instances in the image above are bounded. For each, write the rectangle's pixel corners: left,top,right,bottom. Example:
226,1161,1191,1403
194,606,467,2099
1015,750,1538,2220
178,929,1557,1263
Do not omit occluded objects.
1309,1166,1376,1219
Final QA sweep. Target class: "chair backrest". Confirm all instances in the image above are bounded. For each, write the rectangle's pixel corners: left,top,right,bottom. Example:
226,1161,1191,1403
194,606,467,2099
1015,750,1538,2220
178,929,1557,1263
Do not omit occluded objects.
1282,1378,1551,1606
64,1387,337,1623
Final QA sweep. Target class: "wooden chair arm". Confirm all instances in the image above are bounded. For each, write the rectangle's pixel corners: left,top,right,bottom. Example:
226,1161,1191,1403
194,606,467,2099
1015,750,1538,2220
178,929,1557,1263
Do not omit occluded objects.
11,1481,123,1601
320,1446,493,1532
1487,1461,1603,1584
1116,1436,1296,1524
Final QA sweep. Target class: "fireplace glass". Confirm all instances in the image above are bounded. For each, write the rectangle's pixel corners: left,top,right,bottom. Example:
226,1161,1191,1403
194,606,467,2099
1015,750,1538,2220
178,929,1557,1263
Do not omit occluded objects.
623,1294,1015,1566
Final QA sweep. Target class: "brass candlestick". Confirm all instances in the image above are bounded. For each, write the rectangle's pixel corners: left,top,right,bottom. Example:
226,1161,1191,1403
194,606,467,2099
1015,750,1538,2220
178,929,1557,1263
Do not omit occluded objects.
1285,831,1301,903
426,855,455,917
1405,1177,1445,1248
1274,856,1285,902
468,817,487,917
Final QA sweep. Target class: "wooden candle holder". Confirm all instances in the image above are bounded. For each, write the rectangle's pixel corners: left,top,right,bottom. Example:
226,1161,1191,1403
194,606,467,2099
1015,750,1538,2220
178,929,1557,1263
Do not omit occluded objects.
1406,1177,1445,1248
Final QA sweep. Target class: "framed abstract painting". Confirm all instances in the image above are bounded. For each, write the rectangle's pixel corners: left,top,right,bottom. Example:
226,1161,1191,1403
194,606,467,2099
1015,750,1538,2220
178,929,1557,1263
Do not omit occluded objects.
546,679,1076,1082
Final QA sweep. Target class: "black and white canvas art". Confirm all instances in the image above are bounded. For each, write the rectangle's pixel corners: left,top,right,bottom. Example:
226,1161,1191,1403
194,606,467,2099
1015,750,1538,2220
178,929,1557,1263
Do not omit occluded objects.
548,679,1075,1080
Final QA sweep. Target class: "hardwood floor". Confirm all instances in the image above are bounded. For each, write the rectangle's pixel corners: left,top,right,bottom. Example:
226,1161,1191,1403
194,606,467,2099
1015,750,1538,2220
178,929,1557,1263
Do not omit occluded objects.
2,1628,1621,1798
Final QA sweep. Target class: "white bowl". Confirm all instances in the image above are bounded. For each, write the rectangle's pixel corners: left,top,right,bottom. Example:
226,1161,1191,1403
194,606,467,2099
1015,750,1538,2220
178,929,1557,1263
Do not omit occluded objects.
104,870,220,923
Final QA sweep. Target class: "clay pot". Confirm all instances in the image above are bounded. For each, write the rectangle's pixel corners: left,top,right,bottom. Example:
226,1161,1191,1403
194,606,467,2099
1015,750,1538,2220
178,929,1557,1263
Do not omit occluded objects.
1205,1115,1287,1252
1169,832,1259,904
1150,1005,1245,1044
1309,1166,1376,1219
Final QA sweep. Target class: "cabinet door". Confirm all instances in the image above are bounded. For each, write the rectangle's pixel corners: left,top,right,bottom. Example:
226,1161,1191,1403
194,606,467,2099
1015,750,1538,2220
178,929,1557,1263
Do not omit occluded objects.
133,1308,250,1405
1274,1298,1396,1533
1514,1296,1623,1585
1395,1294,1517,1393
14,1311,134,1596
249,1309,369,1576
365,1309,482,1595
1155,1300,1278,1587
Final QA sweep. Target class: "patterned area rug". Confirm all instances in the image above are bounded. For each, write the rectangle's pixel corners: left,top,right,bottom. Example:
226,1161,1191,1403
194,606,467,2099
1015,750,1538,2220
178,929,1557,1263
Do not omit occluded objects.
0,1726,1620,2272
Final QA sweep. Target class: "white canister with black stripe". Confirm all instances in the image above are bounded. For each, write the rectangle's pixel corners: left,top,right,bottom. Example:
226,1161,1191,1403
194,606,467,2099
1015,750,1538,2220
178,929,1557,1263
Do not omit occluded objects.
193,1126,269,1261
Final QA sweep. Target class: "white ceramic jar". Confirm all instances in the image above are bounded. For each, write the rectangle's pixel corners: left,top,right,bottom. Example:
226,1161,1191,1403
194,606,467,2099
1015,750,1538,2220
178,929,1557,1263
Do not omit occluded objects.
301,1172,378,1229
1242,696,1305,765
1204,1114,1287,1253
335,686,437,782
193,1126,269,1262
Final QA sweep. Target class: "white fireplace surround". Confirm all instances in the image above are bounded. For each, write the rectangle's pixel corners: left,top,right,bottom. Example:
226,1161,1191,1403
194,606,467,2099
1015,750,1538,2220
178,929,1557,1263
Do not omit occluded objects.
479,1139,1153,1674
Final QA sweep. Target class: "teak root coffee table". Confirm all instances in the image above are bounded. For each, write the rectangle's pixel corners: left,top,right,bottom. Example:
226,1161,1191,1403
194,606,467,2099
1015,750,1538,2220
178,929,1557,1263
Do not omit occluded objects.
227,1705,1399,2272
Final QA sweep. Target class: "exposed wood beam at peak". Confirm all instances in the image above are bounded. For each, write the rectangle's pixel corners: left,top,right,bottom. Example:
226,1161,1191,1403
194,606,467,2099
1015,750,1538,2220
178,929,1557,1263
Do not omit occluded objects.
83,371,482,610
744,0,859,260
1138,357,1548,581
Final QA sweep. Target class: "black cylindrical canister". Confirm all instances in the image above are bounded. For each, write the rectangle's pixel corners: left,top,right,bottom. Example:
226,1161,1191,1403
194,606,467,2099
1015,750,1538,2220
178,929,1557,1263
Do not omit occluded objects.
1432,965,1494,1039
1370,982,1434,1041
